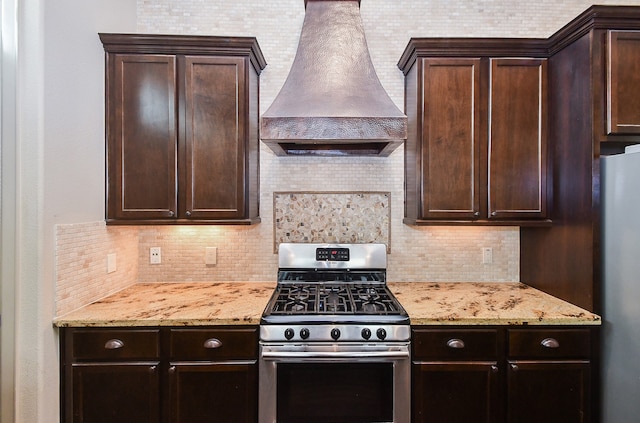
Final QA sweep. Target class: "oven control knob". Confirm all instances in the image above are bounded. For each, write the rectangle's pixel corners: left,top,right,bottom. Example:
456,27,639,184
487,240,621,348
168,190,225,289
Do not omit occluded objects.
300,328,310,339
330,328,341,340
361,328,372,340
284,328,295,340
376,328,387,340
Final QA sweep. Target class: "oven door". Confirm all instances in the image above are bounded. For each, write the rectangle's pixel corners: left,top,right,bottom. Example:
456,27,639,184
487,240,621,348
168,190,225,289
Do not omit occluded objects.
259,343,410,423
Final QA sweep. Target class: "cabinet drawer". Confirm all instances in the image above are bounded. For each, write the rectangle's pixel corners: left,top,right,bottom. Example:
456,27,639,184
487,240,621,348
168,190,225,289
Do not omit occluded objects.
412,329,499,360
71,328,160,360
508,329,591,359
169,327,258,361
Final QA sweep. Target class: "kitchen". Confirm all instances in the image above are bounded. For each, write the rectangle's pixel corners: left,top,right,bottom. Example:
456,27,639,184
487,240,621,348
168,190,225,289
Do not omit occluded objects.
1,0,639,422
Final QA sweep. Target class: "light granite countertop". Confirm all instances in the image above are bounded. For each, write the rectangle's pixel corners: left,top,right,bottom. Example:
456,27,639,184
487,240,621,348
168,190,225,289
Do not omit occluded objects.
389,282,600,326
53,282,277,327
53,281,600,327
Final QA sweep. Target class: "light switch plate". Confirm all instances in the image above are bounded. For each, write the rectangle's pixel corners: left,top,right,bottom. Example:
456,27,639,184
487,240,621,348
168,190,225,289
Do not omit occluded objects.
107,253,117,273
206,247,217,265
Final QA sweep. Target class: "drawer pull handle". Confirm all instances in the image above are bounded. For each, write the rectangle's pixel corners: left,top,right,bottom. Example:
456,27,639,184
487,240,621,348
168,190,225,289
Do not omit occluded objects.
204,338,222,349
447,338,465,349
541,337,560,349
104,339,124,350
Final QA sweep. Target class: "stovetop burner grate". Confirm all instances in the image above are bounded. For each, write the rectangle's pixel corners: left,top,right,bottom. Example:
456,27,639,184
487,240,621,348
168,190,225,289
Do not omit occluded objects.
268,283,404,316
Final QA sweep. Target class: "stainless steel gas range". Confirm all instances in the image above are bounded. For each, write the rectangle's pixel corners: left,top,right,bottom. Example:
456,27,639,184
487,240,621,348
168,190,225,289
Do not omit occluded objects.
259,243,410,423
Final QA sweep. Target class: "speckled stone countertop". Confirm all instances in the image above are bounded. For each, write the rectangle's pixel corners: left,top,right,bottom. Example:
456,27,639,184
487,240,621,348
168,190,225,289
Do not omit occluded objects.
53,282,276,327
390,282,600,326
53,281,600,327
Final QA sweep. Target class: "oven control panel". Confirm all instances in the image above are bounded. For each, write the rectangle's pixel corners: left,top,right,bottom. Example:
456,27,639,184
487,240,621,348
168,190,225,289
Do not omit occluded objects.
316,247,349,261
260,324,411,343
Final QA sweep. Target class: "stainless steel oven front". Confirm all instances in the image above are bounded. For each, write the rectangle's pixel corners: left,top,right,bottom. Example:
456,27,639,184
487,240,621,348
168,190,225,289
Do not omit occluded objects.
259,335,410,423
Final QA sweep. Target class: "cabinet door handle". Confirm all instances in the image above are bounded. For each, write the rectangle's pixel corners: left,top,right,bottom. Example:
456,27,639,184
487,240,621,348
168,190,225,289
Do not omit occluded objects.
474,211,480,217
491,365,499,373
186,211,192,217
541,337,560,348
446,338,465,349
168,210,175,217
204,338,222,349
104,339,124,350
511,363,519,371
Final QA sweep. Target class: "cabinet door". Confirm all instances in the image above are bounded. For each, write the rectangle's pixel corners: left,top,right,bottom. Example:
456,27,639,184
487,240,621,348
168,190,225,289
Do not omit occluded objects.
168,362,257,423
507,360,590,423
412,361,500,423
489,58,547,219
607,30,640,134
71,363,160,423
419,58,482,219
181,56,248,220
107,54,178,221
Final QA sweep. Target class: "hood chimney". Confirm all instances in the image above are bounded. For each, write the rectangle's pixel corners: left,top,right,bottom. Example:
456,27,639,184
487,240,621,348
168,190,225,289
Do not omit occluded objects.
261,0,407,156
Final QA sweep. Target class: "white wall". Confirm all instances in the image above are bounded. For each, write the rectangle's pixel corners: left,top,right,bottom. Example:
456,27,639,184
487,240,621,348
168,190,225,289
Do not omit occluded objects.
1,1,136,421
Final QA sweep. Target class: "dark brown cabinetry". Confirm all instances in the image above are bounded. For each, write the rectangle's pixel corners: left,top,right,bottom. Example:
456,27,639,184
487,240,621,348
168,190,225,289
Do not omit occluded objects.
60,326,258,423
412,328,501,423
100,34,266,225
507,329,591,423
399,42,549,225
412,327,595,423
520,7,640,314
606,30,640,135
167,328,257,423
61,328,161,423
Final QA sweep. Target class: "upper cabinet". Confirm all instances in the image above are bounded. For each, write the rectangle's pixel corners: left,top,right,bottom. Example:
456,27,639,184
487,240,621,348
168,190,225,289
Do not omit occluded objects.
607,30,640,135
100,34,266,225
399,41,549,226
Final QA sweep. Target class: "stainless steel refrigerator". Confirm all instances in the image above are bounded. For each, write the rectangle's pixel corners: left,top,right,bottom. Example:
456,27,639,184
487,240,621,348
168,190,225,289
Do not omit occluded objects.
601,145,640,422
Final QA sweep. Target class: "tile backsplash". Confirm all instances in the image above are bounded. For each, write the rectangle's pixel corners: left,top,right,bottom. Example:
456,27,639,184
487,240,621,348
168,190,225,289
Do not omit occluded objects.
56,220,519,316
274,192,391,252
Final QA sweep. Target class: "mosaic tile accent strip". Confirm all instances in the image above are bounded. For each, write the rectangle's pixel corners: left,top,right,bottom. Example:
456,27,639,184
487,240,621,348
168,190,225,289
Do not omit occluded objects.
274,192,391,252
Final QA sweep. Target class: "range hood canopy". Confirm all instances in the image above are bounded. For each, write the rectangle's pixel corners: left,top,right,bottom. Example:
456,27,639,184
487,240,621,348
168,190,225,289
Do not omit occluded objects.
261,0,407,156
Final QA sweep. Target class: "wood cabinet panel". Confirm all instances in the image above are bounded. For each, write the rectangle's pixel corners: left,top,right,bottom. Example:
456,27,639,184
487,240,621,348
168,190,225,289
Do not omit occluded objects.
107,54,177,220
607,30,640,134
71,328,160,360
508,328,590,359
507,360,590,423
420,58,482,219
168,363,257,423
413,361,500,423
489,58,548,219
183,56,246,219
413,328,498,360
72,363,161,423
169,327,257,361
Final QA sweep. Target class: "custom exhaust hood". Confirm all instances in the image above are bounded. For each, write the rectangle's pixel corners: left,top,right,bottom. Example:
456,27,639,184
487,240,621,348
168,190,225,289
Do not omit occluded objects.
260,0,407,156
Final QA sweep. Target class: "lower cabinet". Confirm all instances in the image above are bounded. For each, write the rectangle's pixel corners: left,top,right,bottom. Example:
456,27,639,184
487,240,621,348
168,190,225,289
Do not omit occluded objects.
412,326,595,423
60,326,258,423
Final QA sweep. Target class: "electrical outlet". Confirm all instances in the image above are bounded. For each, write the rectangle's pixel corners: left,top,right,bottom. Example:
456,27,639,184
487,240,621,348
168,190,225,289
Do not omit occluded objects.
482,247,493,264
205,247,217,265
150,247,162,264
107,253,117,273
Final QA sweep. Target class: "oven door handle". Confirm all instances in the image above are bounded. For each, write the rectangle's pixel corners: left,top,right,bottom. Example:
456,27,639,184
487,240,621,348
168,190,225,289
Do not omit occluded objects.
261,350,410,360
